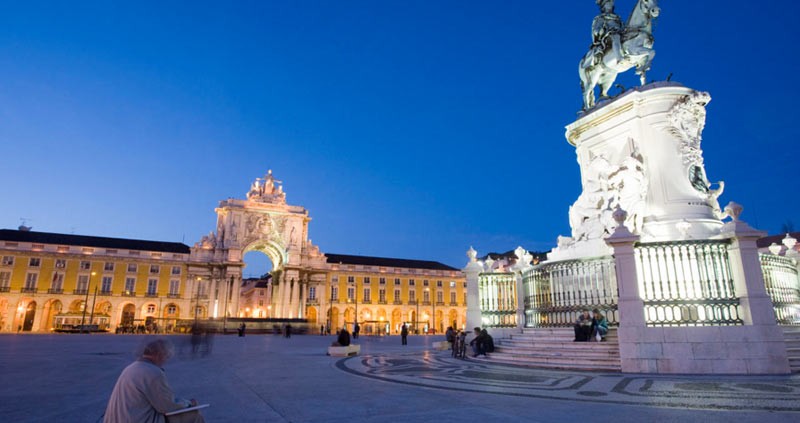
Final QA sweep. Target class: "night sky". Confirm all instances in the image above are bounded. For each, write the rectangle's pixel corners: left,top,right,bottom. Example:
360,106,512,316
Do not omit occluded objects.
1,1,797,275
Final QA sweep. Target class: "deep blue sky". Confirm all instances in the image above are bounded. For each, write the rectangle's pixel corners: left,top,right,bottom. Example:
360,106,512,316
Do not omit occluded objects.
1,1,797,275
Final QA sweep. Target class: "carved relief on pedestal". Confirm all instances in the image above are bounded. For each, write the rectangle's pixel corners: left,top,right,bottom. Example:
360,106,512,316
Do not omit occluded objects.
667,91,725,217
567,146,648,245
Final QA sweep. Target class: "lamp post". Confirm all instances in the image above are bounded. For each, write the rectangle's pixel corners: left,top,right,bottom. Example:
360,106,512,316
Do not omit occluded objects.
193,276,201,324
429,288,436,334
80,271,96,333
415,293,420,335
88,284,98,330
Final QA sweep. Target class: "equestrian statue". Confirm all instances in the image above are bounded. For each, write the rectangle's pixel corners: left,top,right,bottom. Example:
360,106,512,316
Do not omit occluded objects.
579,0,660,110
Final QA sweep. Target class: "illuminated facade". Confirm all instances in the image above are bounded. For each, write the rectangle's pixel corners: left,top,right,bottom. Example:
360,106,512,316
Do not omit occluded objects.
0,170,466,333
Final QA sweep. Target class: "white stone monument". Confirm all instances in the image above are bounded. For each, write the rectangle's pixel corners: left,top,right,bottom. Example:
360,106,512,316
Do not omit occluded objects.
550,83,726,261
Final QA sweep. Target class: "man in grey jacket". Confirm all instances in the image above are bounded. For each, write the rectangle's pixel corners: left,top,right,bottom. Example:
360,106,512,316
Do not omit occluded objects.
104,338,204,423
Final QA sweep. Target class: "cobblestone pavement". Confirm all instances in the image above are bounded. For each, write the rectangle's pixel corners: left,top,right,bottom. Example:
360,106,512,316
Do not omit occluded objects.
338,352,800,412
0,334,798,422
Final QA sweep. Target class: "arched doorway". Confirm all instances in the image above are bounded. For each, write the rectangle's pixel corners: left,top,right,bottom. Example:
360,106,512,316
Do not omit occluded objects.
391,309,402,333
0,298,7,331
435,310,444,333
306,306,317,324
448,309,458,329
343,307,355,328
40,300,62,332
120,304,136,328
328,306,339,332
22,301,37,331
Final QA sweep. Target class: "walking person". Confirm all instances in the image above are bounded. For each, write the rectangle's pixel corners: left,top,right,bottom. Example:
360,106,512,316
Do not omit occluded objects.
353,322,360,339
285,323,292,338
400,323,408,345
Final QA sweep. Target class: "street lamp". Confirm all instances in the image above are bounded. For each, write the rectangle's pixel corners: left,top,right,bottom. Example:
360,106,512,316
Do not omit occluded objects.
193,276,201,323
415,292,420,335
80,271,96,333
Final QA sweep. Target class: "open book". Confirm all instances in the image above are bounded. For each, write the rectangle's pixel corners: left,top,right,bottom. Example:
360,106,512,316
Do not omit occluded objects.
165,404,210,416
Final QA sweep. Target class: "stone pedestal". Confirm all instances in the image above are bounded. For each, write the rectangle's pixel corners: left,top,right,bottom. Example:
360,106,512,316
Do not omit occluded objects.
551,83,725,261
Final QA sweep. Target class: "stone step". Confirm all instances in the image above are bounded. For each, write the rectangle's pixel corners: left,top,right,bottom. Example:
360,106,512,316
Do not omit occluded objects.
486,354,621,371
498,340,619,350
494,346,619,358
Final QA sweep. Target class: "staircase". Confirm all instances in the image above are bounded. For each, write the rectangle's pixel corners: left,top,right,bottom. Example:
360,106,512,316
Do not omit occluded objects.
783,326,800,372
489,327,621,372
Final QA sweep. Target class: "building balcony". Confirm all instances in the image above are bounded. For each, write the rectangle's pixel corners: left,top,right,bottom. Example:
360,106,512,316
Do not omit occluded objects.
0,286,9,293
408,300,417,305
99,290,113,296
48,288,64,294
378,300,387,305
21,287,38,294
122,291,136,297
145,292,158,298
393,300,403,305
422,301,431,306
196,294,209,299
361,300,372,304
73,289,88,295
436,302,445,306
167,293,181,299
307,299,319,305
449,302,458,307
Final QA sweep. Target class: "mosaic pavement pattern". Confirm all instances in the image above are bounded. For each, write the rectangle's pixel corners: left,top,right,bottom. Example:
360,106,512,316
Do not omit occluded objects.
337,353,800,412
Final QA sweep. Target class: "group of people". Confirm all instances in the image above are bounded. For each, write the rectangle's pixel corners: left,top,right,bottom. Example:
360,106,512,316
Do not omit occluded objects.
573,308,609,342
443,326,493,358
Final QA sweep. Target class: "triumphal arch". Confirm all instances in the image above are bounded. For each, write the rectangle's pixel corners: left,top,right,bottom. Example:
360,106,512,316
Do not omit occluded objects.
188,171,327,319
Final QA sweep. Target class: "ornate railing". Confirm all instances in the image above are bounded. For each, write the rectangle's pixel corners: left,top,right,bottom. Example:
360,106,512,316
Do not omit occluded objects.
760,253,800,325
634,240,742,326
523,257,618,328
479,272,517,328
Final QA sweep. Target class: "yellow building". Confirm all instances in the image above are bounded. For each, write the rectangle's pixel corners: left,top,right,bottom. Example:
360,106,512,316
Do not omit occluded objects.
318,254,465,334
0,228,193,333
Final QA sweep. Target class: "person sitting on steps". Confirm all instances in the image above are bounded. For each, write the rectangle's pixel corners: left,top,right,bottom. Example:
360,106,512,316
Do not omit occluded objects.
573,309,593,342
591,308,609,341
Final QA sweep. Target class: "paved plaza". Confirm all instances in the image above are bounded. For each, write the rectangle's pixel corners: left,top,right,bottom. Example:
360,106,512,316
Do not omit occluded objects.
0,334,798,422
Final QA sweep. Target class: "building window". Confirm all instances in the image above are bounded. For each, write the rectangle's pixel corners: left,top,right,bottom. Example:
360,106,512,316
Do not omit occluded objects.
101,276,113,293
25,272,38,289
423,279,429,286
363,276,371,284
463,292,467,304
0,271,11,288
104,262,114,272
379,289,386,303
331,286,339,301
171,266,181,275
125,277,136,293
347,275,355,283
409,279,415,286
423,290,430,303
394,278,401,286
149,265,160,274
258,300,264,306
347,287,355,301
146,304,156,314
332,275,339,283
1,256,13,266
55,259,66,269
167,305,177,314
147,279,158,295
463,282,467,288
379,277,386,285
169,280,180,295
409,290,416,302
80,261,91,270
437,291,443,303
308,286,316,300
450,281,456,288
29,258,41,267
436,280,442,287
77,275,89,291
450,292,456,304
363,288,370,302
127,263,137,273
393,289,400,301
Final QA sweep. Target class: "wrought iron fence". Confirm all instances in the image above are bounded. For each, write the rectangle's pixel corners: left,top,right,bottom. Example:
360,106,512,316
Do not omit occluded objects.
760,253,800,326
634,240,742,326
478,272,517,328
522,257,618,328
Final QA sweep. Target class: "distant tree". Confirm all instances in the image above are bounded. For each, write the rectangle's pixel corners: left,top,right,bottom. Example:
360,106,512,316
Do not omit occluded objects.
780,220,795,234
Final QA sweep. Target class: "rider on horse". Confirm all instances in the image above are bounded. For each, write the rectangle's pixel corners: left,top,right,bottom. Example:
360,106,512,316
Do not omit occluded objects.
590,0,624,69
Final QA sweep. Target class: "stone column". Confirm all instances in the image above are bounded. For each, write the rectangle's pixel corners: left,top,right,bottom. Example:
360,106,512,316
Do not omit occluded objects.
605,209,645,327
273,274,284,317
721,203,776,325
463,247,483,329
299,281,307,319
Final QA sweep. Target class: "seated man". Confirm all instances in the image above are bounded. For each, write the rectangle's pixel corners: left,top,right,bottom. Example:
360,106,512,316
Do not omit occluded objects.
591,308,609,341
573,309,593,342
104,338,204,423
469,327,486,357
332,328,351,347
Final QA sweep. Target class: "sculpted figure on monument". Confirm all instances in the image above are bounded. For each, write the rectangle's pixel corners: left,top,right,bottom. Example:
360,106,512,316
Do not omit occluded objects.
579,0,660,109
607,151,648,234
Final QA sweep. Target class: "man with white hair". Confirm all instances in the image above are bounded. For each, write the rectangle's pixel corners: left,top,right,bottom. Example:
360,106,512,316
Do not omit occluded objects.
104,338,205,423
